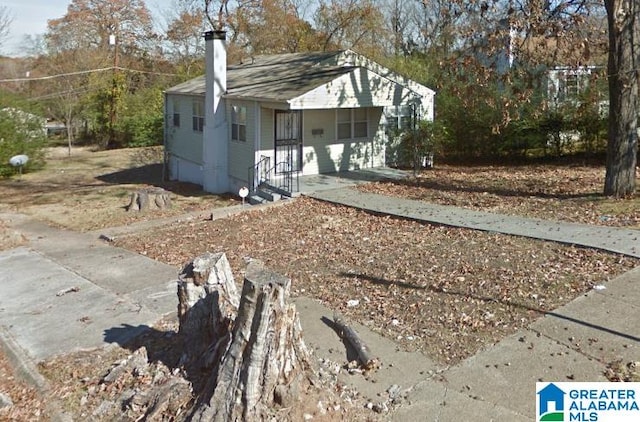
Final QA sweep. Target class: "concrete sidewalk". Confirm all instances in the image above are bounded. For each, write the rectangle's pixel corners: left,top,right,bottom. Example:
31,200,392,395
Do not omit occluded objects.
1,186,640,421
0,213,179,361
307,187,640,258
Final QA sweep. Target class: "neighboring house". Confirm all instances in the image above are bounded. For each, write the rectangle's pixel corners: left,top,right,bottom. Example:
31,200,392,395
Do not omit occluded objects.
546,65,607,113
164,31,435,196
46,119,67,136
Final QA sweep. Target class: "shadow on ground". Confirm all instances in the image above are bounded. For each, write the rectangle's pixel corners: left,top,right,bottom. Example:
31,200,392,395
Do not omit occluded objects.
96,164,226,199
104,323,182,367
374,177,600,201
104,320,216,394
340,271,640,344
96,164,164,186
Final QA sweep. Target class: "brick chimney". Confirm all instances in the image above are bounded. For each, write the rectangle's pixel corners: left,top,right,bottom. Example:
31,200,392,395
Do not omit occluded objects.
202,30,228,193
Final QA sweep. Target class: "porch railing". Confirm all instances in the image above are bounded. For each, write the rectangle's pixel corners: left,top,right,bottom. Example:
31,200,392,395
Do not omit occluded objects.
249,155,271,193
248,156,299,195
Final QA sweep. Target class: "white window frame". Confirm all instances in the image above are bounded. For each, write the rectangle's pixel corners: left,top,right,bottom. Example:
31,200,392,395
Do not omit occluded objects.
172,99,180,128
337,108,369,140
231,105,247,142
385,105,414,134
192,99,204,132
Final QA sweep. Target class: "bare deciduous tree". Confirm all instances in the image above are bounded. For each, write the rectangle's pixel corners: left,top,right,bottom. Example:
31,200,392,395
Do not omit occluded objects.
0,5,14,50
163,7,207,75
314,0,387,53
46,0,155,53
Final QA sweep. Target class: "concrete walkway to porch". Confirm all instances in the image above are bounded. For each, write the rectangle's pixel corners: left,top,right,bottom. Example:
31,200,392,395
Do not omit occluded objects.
296,166,411,193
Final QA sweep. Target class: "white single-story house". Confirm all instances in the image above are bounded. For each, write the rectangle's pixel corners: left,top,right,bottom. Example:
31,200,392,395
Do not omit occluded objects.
163,30,435,196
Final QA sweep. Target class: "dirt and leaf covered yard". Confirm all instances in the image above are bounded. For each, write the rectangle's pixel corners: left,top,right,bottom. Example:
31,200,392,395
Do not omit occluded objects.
1,151,639,420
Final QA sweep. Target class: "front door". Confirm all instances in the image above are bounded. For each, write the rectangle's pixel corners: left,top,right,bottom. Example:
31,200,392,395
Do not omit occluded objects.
274,110,302,173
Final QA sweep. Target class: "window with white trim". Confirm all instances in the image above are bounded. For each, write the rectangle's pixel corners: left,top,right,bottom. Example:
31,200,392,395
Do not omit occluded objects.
172,100,180,127
337,108,369,140
231,105,247,142
353,108,368,138
192,99,204,132
385,105,414,135
559,73,580,103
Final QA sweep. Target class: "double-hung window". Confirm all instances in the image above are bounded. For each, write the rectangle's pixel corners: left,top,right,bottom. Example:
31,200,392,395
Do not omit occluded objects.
353,108,368,138
172,100,180,127
192,100,204,132
231,105,247,142
385,105,413,135
337,108,368,140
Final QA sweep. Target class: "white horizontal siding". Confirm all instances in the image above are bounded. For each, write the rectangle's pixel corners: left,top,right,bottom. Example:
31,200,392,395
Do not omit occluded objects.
165,94,204,165
289,68,418,110
301,108,384,175
228,100,255,183
302,109,333,174
257,108,274,164
370,108,386,167
331,51,435,120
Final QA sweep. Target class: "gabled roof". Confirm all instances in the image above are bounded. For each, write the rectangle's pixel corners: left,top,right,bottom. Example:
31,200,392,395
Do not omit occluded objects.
166,50,350,100
227,57,355,102
166,50,433,107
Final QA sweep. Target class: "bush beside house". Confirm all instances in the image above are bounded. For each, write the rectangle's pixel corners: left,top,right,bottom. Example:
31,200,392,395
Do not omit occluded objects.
0,108,47,178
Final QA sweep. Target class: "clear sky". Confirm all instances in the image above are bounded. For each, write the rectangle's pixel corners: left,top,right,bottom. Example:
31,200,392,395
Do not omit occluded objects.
2,0,172,57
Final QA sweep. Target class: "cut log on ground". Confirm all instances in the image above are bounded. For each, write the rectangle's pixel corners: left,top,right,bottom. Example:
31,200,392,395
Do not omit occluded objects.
127,187,172,212
333,312,379,371
178,253,312,422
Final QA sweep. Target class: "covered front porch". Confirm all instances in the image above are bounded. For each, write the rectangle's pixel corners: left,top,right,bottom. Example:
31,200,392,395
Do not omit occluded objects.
297,166,409,194
248,166,409,204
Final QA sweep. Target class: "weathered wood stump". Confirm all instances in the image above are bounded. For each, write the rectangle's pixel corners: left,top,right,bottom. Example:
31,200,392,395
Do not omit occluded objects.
177,253,311,422
177,252,239,370
127,187,171,212
333,312,379,371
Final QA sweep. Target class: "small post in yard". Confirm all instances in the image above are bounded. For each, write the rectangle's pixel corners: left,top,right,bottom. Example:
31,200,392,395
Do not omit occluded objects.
239,186,249,206
108,33,119,148
9,154,29,178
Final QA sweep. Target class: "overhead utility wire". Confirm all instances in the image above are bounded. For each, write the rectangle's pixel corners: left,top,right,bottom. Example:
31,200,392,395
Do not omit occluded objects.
0,67,113,83
0,66,179,83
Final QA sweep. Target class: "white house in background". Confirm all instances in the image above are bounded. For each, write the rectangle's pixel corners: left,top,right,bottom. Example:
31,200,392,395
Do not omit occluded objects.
546,65,607,113
163,30,435,196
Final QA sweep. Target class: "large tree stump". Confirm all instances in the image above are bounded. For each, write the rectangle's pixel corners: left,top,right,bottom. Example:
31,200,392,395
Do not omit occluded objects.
177,252,239,370
178,253,311,422
127,187,172,212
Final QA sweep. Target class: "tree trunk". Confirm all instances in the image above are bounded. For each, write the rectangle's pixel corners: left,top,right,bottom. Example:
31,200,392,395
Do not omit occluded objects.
127,188,172,211
604,0,639,197
178,253,311,422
